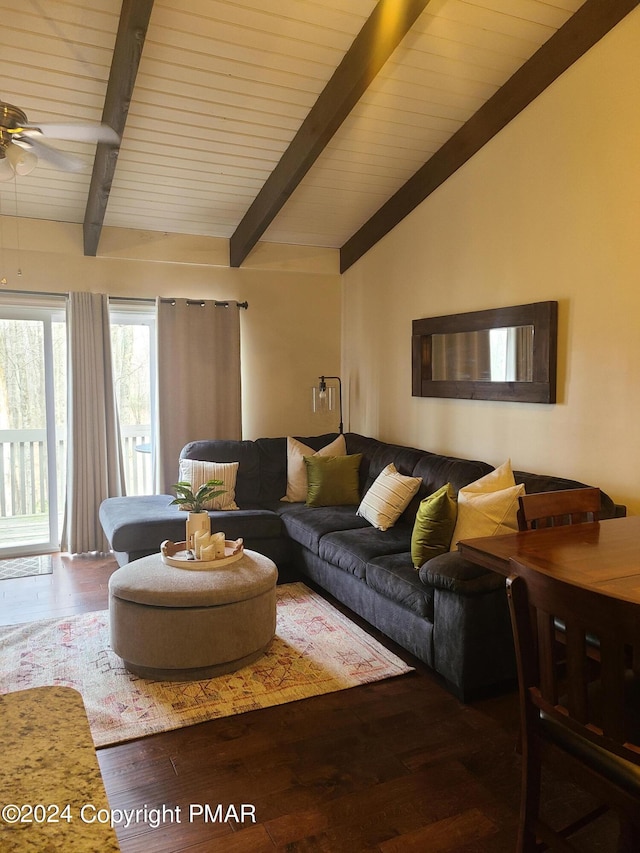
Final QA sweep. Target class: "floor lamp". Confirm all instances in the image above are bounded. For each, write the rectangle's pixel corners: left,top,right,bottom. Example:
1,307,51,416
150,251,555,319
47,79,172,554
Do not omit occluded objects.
313,375,343,434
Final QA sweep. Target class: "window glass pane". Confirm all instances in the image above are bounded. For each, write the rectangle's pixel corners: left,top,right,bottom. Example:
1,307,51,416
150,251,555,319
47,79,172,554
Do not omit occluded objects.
0,309,66,554
109,307,155,496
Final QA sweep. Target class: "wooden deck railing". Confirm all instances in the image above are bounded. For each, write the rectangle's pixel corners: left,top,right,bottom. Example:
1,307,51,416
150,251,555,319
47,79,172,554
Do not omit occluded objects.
0,425,152,519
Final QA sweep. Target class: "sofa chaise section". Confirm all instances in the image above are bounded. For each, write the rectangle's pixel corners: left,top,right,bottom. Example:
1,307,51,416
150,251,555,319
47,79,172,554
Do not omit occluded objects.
99,495,285,566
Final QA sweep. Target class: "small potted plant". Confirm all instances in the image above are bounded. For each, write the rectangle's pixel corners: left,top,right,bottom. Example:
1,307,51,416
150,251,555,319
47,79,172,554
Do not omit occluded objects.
170,479,226,551
170,479,226,513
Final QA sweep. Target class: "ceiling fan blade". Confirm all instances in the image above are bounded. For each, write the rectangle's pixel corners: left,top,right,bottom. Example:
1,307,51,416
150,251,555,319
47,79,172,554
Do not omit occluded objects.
15,137,87,172
18,122,119,144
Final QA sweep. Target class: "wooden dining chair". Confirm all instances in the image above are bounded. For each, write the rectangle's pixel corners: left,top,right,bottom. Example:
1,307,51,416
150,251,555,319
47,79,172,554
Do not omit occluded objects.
506,558,640,852
518,488,603,658
517,487,601,532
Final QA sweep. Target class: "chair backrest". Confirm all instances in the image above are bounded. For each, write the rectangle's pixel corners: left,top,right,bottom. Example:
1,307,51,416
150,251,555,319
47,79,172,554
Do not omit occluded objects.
517,487,601,531
506,559,640,765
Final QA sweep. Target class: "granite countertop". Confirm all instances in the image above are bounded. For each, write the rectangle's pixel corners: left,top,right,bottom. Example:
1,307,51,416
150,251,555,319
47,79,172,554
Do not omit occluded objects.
0,685,120,852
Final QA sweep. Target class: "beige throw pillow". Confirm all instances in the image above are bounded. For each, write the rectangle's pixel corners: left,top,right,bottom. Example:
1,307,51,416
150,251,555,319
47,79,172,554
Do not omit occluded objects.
281,434,346,502
357,463,422,531
177,459,240,510
449,460,524,549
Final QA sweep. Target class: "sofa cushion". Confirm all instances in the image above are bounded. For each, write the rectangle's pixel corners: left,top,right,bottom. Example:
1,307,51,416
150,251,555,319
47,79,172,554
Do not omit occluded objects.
305,454,362,507
281,434,346,502
347,434,426,495
514,470,617,519
279,504,368,554
419,551,505,596
319,525,413,579
411,483,458,568
411,453,494,498
357,463,422,531
365,553,435,618
176,459,239,510
344,433,386,494
210,507,283,541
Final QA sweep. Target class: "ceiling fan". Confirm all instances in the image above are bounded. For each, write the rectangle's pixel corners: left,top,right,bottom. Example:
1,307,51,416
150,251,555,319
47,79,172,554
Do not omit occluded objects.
0,100,119,181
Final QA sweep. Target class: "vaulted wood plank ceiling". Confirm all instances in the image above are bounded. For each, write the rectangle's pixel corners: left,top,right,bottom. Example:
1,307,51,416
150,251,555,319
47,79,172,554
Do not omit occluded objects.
0,0,637,271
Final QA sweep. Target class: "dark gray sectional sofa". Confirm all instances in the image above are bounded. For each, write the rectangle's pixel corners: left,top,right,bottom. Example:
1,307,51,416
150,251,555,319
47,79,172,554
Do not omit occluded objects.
99,432,620,700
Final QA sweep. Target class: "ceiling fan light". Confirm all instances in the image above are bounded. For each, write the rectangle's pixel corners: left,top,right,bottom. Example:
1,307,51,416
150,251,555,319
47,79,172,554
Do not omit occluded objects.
6,142,37,176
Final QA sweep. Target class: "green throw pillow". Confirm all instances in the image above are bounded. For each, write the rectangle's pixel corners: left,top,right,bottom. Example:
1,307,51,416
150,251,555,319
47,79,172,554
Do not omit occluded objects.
304,454,363,507
411,483,458,569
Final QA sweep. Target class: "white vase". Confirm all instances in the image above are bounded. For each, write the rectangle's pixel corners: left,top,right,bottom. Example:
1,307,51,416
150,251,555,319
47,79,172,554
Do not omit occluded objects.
185,511,210,551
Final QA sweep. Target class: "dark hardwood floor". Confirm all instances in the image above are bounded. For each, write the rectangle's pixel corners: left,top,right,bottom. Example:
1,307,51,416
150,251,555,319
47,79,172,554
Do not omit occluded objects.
0,554,621,851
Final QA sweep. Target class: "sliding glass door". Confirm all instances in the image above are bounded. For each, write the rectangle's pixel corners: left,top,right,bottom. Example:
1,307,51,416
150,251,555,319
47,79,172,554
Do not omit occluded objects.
109,301,156,496
0,301,66,556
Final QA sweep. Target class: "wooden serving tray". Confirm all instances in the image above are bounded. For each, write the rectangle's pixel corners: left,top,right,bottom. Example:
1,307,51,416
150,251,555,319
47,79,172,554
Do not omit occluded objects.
160,538,244,570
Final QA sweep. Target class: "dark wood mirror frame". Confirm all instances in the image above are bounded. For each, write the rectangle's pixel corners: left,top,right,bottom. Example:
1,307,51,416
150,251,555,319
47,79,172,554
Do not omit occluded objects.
412,301,558,403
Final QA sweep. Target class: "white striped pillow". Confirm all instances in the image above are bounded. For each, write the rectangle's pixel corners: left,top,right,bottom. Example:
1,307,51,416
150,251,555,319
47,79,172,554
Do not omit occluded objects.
357,463,422,531
177,459,239,510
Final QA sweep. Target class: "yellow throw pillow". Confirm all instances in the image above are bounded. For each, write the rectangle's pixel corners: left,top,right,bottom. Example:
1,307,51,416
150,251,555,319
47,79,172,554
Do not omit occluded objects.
357,463,422,531
281,434,346,502
449,460,524,550
464,459,517,493
304,454,362,507
411,483,457,568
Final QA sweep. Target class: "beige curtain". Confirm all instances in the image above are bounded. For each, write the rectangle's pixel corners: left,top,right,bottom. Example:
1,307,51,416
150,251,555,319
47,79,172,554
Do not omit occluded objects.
61,292,125,555
156,299,242,494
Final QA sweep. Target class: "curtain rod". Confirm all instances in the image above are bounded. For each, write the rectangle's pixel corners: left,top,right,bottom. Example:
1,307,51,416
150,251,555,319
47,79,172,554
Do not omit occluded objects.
161,298,248,309
0,290,248,309
0,288,67,299
110,297,248,309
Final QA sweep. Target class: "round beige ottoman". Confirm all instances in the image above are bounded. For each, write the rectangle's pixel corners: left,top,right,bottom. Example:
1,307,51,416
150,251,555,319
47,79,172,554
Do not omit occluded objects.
108,549,278,680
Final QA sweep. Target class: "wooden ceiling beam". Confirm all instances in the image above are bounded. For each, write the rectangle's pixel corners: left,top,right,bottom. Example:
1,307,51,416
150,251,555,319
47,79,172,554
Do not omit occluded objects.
340,0,640,273
83,0,155,257
229,0,432,268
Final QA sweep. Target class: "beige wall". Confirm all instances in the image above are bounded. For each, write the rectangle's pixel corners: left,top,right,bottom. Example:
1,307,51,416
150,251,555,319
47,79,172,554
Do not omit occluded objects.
342,9,640,514
0,221,342,440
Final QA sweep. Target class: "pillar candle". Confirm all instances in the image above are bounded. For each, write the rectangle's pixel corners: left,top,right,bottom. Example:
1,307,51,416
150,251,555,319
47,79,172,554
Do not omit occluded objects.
212,531,226,558
193,530,211,559
200,543,217,561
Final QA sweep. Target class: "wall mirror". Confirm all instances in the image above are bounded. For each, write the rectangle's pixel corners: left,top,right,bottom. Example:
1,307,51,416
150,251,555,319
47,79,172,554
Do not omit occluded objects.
412,301,557,403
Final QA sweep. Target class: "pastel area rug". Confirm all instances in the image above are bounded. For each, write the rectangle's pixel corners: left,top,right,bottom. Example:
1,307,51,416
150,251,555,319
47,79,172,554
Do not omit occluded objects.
0,582,413,748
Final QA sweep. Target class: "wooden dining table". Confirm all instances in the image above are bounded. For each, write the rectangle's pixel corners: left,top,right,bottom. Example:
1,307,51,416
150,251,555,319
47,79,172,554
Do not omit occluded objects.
458,515,640,603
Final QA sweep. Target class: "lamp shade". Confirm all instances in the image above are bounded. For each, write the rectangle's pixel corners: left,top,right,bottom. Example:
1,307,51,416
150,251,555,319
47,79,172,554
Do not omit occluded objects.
6,142,37,176
312,375,343,433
